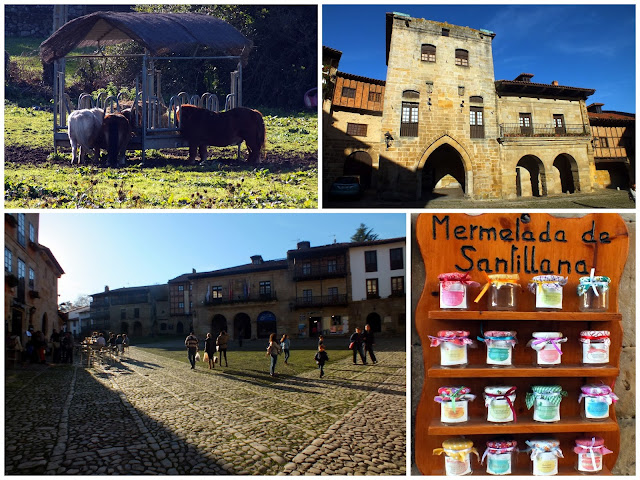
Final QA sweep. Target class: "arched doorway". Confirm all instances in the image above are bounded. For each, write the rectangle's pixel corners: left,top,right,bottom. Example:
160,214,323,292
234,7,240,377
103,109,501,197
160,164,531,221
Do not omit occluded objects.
553,154,580,193
344,151,373,189
133,321,143,337
211,314,227,336
308,316,321,337
421,144,466,199
257,311,276,338
120,322,129,334
234,313,251,340
516,156,547,197
366,312,382,333
176,321,184,335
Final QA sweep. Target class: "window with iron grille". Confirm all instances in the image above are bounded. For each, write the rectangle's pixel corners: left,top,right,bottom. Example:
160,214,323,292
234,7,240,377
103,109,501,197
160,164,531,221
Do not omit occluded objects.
365,250,378,272
390,247,404,270
303,289,313,302
391,276,405,295
328,286,339,299
455,49,469,66
421,44,436,62
470,107,485,139
347,123,368,137
366,278,379,298
342,86,356,98
212,286,223,298
368,91,382,102
400,102,419,137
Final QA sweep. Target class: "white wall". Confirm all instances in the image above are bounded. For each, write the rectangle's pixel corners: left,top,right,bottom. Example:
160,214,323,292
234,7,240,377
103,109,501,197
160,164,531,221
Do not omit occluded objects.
349,241,406,300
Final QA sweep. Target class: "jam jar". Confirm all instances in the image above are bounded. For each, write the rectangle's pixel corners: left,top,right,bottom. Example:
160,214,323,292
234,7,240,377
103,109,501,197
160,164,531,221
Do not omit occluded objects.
526,385,567,423
525,439,563,476
433,437,480,476
528,275,567,310
438,272,479,309
429,331,474,367
435,386,476,424
574,437,612,474
578,384,618,421
577,271,610,312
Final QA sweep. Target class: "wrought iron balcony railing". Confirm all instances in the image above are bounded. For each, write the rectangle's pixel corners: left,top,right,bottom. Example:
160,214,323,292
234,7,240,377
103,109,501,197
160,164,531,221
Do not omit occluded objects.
203,292,278,306
294,294,348,308
500,123,589,138
293,264,347,280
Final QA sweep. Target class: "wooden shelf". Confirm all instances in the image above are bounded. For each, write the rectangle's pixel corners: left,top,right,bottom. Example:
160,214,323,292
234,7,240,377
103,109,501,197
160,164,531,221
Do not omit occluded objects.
428,364,619,378
431,465,612,476
427,310,622,322
427,416,618,435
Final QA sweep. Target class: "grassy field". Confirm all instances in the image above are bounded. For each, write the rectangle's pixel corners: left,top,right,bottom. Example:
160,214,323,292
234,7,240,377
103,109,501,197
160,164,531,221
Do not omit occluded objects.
4,37,318,209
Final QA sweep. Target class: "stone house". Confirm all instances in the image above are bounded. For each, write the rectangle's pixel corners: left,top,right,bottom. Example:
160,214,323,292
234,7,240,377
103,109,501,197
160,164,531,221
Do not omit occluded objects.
4,213,64,346
324,13,603,201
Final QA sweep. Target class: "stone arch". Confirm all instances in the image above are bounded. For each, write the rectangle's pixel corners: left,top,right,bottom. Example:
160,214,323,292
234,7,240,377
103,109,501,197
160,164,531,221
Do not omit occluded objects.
553,153,580,194
176,321,184,335
516,155,547,197
211,314,227,336
344,151,373,189
133,321,143,337
416,135,474,200
234,313,251,340
256,311,276,339
366,312,382,333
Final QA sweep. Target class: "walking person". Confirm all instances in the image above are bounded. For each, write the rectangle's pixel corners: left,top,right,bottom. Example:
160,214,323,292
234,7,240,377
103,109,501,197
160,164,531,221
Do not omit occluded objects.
315,344,329,378
363,323,378,364
204,333,216,369
216,330,229,367
50,329,61,363
115,334,124,356
62,332,74,364
185,331,199,369
266,333,282,377
280,334,291,364
349,327,366,365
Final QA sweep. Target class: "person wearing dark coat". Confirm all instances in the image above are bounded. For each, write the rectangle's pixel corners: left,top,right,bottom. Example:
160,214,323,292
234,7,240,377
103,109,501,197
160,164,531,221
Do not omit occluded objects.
204,333,216,369
315,344,329,378
349,327,366,365
363,323,378,364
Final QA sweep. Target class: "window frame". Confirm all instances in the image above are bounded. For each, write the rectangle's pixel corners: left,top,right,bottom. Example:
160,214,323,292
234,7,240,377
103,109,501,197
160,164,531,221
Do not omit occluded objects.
470,106,485,139
366,278,379,299
346,123,368,137
400,101,419,137
389,247,404,270
421,44,436,62
211,286,223,299
259,280,272,295
28,268,35,290
341,86,356,99
553,114,566,135
5,248,12,273
17,214,26,247
455,49,469,67
364,250,378,272
391,276,405,295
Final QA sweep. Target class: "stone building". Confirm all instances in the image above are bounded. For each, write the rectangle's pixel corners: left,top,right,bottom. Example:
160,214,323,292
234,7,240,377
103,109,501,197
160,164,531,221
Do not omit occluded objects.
89,284,169,337
4,213,64,346
324,12,603,201
587,103,635,189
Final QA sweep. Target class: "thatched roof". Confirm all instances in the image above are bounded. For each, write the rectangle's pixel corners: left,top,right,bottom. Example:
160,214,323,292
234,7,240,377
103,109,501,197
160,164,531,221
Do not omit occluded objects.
40,11,252,64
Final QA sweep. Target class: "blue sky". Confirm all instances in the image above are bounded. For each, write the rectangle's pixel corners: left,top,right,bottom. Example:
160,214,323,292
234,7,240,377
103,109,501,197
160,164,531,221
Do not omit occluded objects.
323,4,636,113
38,212,406,303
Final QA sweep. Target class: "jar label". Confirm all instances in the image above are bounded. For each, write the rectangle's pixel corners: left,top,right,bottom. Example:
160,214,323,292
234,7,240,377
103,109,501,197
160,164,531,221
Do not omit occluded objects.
441,343,467,365
536,285,562,309
442,401,468,422
487,453,511,475
578,453,602,472
583,343,609,363
534,403,560,422
537,345,561,364
488,403,513,422
585,397,610,418
441,283,467,308
533,454,558,475
488,347,510,363
445,456,471,476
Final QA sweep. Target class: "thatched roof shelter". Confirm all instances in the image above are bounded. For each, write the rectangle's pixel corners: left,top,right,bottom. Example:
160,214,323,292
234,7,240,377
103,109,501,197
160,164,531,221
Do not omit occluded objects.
40,11,252,64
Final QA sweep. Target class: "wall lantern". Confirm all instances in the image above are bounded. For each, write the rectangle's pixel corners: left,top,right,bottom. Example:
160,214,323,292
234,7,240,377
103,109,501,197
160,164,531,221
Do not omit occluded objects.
385,132,394,149
458,86,465,96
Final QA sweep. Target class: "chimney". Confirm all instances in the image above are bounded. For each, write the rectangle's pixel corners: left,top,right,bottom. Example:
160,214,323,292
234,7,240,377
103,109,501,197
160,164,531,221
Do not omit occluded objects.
297,241,311,250
515,73,534,83
104,286,109,292
192,268,196,273
551,80,559,86
250,255,264,265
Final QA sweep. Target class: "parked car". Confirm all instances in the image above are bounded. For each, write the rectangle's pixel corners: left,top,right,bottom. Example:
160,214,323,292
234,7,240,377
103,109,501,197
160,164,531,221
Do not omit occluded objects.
329,175,362,199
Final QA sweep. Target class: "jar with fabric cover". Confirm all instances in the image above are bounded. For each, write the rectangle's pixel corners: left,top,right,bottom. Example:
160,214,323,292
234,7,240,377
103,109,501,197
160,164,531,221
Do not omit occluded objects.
479,331,517,366
579,384,618,421
433,437,480,476
579,331,610,365
577,271,610,312
528,275,568,310
574,437,613,473
484,386,517,423
525,439,563,476
474,274,520,310
482,440,518,475
526,385,567,422
435,386,476,423
429,330,474,367
438,272,479,310
528,332,567,366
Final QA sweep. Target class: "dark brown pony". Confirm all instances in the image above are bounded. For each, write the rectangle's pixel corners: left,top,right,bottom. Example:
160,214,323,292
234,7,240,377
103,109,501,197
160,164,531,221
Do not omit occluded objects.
177,104,265,163
94,113,131,167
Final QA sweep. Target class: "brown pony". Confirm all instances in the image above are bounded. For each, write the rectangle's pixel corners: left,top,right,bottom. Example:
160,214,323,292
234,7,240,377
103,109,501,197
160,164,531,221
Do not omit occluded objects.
177,104,265,163
94,113,132,167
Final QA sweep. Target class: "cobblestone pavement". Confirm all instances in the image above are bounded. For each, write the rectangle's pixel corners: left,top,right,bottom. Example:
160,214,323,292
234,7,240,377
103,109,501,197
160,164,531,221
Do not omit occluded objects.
5,342,406,475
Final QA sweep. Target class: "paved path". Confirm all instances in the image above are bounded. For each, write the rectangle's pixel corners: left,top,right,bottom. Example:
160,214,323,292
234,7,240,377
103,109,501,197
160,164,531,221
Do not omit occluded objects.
5,343,405,475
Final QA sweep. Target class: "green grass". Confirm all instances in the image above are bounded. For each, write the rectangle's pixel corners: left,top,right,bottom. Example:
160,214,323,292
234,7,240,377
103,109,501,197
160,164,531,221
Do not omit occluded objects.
4,106,318,209
135,342,352,384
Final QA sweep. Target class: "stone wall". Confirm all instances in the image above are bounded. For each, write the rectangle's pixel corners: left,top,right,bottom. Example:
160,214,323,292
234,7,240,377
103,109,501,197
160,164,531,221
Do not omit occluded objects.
4,5,133,38
411,213,636,475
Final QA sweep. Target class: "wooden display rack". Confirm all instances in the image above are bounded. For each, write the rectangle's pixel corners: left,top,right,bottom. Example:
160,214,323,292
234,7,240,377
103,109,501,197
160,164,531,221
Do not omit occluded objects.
414,213,629,475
